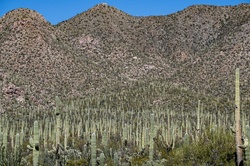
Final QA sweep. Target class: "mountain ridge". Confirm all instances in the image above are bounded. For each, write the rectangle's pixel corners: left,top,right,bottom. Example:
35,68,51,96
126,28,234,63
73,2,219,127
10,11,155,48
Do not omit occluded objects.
0,3,250,110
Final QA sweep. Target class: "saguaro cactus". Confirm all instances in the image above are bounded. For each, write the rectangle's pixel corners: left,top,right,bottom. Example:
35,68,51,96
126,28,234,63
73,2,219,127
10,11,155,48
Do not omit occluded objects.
149,113,154,161
196,100,200,140
100,152,105,166
14,133,20,156
114,152,119,166
235,68,243,166
55,96,61,145
27,121,39,166
239,125,250,165
102,130,108,148
91,133,96,166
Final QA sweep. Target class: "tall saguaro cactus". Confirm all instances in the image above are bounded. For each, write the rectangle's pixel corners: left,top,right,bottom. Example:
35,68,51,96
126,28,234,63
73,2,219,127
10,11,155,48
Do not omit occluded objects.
196,100,200,141
235,68,243,166
91,133,96,166
27,121,39,166
55,96,61,145
149,113,154,161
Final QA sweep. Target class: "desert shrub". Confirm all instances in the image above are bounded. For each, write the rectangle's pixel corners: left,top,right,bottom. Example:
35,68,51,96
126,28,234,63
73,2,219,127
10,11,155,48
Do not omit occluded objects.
163,128,235,165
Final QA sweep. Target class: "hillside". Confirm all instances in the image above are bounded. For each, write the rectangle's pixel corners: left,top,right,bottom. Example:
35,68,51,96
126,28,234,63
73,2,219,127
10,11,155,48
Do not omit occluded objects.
0,8,92,108
0,4,250,111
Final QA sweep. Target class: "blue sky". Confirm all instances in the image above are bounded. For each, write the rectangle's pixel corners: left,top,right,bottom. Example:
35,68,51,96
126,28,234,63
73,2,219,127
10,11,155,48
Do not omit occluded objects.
0,0,249,25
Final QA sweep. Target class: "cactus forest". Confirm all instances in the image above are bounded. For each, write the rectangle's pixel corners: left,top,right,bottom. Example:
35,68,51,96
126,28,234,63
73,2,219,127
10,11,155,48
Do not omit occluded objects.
0,68,248,166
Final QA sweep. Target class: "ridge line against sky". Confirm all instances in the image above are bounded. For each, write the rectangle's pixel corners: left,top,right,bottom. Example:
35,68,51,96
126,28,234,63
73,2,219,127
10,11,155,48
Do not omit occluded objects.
0,0,250,25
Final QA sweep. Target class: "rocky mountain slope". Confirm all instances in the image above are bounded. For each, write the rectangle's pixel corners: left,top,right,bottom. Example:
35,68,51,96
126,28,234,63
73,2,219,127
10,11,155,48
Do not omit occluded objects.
0,4,250,111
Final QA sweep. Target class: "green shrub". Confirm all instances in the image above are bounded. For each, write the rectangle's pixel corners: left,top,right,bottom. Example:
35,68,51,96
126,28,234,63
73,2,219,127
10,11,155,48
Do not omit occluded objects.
66,158,88,166
164,128,235,165
131,156,149,166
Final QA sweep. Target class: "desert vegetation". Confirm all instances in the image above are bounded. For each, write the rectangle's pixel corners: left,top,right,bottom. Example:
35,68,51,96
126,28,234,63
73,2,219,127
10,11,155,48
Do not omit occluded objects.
0,3,250,166
0,68,249,165
0,95,236,166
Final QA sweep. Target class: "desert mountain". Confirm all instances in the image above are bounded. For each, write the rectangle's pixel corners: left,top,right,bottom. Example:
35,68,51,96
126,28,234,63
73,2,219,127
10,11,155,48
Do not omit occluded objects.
0,4,250,110
0,8,93,108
